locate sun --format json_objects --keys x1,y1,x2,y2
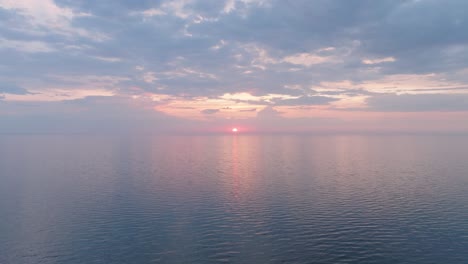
[{"x1": 232, "y1": 127, "x2": 238, "y2": 133}]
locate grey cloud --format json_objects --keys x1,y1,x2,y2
[
  {"x1": 367, "y1": 93, "x2": 468, "y2": 112},
  {"x1": 239, "y1": 108, "x2": 257, "y2": 112},
  {"x1": 364, "y1": 1, "x2": 468, "y2": 55},
  {"x1": 244, "y1": 105, "x2": 345, "y2": 132},
  {"x1": 257, "y1": 106, "x2": 282, "y2": 119},
  {"x1": 172, "y1": 106, "x2": 196, "y2": 109},
  {"x1": 0, "y1": 1, "x2": 403, "y2": 99},
  {"x1": 191, "y1": 0, "x2": 398, "y2": 51},
  {"x1": 0, "y1": 96, "x2": 192, "y2": 134},
  {"x1": 316, "y1": 89, "x2": 376, "y2": 96},
  {"x1": 396, "y1": 87, "x2": 468, "y2": 93},
  {"x1": 0, "y1": 84, "x2": 32, "y2": 95},
  {"x1": 55, "y1": 0, "x2": 163, "y2": 17},
  {"x1": 274, "y1": 96, "x2": 338, "y2": 106},
  {"x1": 201, "y1": 108, "x2": 220, "y2": 115},
  {"x1": 191, "y1": 0, "x2": 468, "y2": 76}
]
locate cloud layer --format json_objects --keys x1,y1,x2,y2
[{"x1": 1, "y1": 0, "x2": 468, "y2": 133}]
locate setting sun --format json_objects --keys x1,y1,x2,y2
[{"x1": 232, "y1": 128, "x2": 238, "y2": 133}]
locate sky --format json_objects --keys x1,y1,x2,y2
[{"x1": 1, "y1": 0, "x2": 468, "y2": 134}]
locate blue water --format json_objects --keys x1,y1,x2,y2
[{"x1": 1, "y1": 135, "x2": 468, "y2": 263}]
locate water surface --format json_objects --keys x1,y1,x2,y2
[{"x1": 1, "y1": 135, "x2": 468, "y2": 263}]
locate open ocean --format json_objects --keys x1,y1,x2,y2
[{"x1": 1, "y1": 134, "x2": 468, "y2": 264}]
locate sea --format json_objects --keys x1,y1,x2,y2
[{"x1": 1, "y1": 134, "x2": 468, "y2": 263}]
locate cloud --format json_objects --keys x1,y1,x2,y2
[
  {"x1": 362, "y1": 57, "x2": 396, "y2": 65},
  {"x1": 257, "y1": 106, "x2": 281, "y2": 119},
  {"x1": 0, "y1": 38, "x2": 55, "y2": 53},
  {"x1": 274, "y1": 96, "x2": 338, "y2": 106},
  {"x1": 0, "y1": 95, "x2": 192, "y2": 133},
  {"x1": 366, "y1": 93, "x2": 468, "y2": 112},
  {"x1": 239, "y1": 108, "x2": 256, "y2": 112},
  {"x1": 223, "y1": 0, "x2": 236, "y2": 14},
  {"x1": 283, "y1": 52, "x2": 333, "y2": 67},
  {"x1": 201, "y1": 108, "x2": 219, "y2": 114},
  {"x1": 0, "y1": 84, "x2": 32, "y2": 95},
  {"x1": 0, "y1": 0, "x2": 103, "y2": 40},
  {"x1": 3, "y1": 0, "x2": 464, "y2": 100},
  {"x1": 1, "y1": 0, "x2": 468, "y2": 133},
  {"x1": 317, "y1": 89, "x2": 375, "y2": 96},
  {"x1": 141, "y1": 8, "x2": 166, "y2": 17},
  {"x1": 92, "y1": 56, "x2": 122, "y2": 62}
]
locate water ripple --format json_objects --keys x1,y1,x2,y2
[{"x1": 1, "y1": 135, "x2": 468, "y2": 263}]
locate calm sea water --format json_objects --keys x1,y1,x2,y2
[{"x1": 1, "y1": 135, "x2": 468, "y2": 264}]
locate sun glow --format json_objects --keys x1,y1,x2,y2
[{"x1": 232, "y1": 127, "x2": 238, "y2": 133}]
